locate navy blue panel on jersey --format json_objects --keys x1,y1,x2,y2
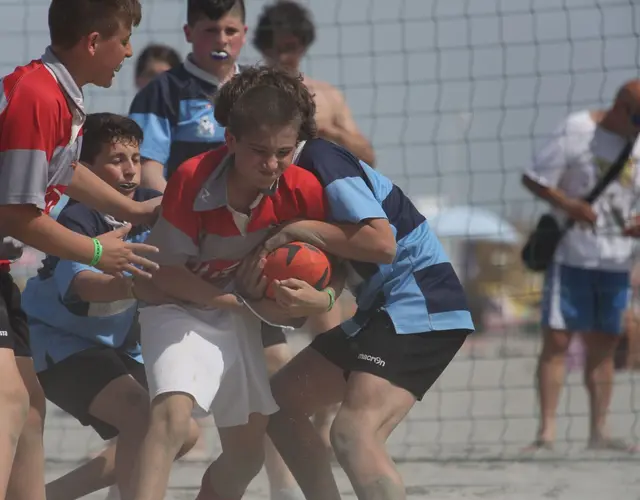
[
  {"x1": 22, "y1": 188, "x2": 160, "y2": 372},
  {"x1": 294, "y1": 138, "x2": 474, "y2": 336},
  {"x1": 129, "y1": 59, "x2": 231, "y2": 180}
]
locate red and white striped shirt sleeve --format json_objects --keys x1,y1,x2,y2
[{"x1": 0, "y1": 70, "x2": 59, "y2": 211}]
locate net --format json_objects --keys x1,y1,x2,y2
[{"x1": 4, "y1": 0, "x2": 640, "y2": 495}]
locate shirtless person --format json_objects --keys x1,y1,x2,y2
[
  {"x1": 253, "y1": 1, "x2": 374, "y2": 168},
  {"x1": 252, "y1": 0, "x2": 374, "y2": 453}
]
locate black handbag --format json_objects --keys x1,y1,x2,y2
[{"x1": 521, "y1": 141, "x2": 634, "y2": 272}]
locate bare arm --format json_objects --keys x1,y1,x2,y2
[
  {"x1": 328, "y1": 90, "x2": 376, "y2": 167},
  {"x1": 0, "y1": 204, "x2": 94, "y2": 263},
  {"x1": 140, "y1": 160, "x2": 168, "y2": 193},
  {"x1": 522, "y1": 174, "x2": 572, "y2": 210},
  {"x1": 66, "y1": 163, "x2": 159, "y2": 225},
  {"x1": 150, "y1": 265, "x2": 243, "y2": 310},
  {"x1": 0, "y1": 205, "x2": 160, "y2": 277},
  {"x1": 70, "y1": 272, "x2": 133, "y2": 303},
  {"x1": 266, "y1": 218, "x2": 396, "y2": 264},
  {"x1": 521, "y1": 174, "x2": 596, "y2": 224},
  {"x1": 328, "y1": 259, "x2": 347, "y2": 297}
]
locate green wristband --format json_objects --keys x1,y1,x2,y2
[
  {"x1": 325, "y1": 287, "x2": 336, "y2": 312},
  {"x1": 90, "y1": 238, "x2": 103, "y2": 267}
]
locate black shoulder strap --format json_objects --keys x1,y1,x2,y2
[{"x1": 584, "y1": 141, "x2": 634, "y2": 204}]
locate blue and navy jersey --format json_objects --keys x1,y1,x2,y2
[
  {"x1": 129, "y1": 58, "x2": 241, "y2": 180},
  {"x1": 294, "y1": 139, "x2": 474, "y2": 336},
  {"x1": 21, "y1": 188, "x2": 161, "y2": 372}
]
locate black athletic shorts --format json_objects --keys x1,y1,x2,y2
[
  {"x1": 310, "y1": 309, "x2": 470, "y2": 400},
  {"x1": 38, "y1": 346, "x2": 148, "y2": 440},
  {"x1": 261, "y1": 323, "x2": 287, "y2": 348},
  {"x1": 0, "y1": 270, "x2": 30, "y2": 357}
]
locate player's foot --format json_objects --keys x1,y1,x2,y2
[
  {"x1": 587, "y1": 436, "x2": 638, "y2": 453},
  {"x1": 520, "y1": 438, "x2": 554, "y2": 454}
]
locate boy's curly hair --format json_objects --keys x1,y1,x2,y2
[{"x1": 214, "y1": 65, "x2": 317, "y2": 140}]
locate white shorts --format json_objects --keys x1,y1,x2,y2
[{"x1": 138, "y1": 304, "x2": 278, "y2": 428}]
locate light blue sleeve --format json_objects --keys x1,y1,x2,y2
[
  {"x1": 53, "y1": 260, "x2": 102, "y2": 302},
  {"x1": 129, "y1": 79, "x2": 176, "y2": 167},
  {"x1": 324, "y1": 176, "x2": 388, "y2": 224}
]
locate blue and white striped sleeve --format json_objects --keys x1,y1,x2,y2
[{"x1": 295, "y1": 139, "x2": 388, "y2": 224}]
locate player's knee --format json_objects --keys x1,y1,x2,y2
[
  {"x1": 25, "y1": 379, "x2": 46, "y2": 429},
  {"x1": 329, "y1": 411, "x2": 366, "y2": 464},
  {"x1": 0, "y1": 374, "x2": 30, "y2": 430},
  {"x1": 264, "y1": 344, "x2": 293, "y2": 376},
  {"x1": 114, "y1": 389, "x2": 151, "y2": 437},
  {"x1": 180, "y1": 417, "x2": 201, "y2": 455},
  {"x1": 541, "y1": 329, "x2": 572, "y2": 358},
  {"x1": 149, "y1": 393, "x2": 194, "y2": 448},
  {"x1": 222, "y1": 415, "x2": 268, "y2": 476}
]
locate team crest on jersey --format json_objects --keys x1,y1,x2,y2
[{"x1": 197, "y1": 115, "x2": 215, "y2": 138}]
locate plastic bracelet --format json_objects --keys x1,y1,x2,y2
[
  {"x1": 90, "y1": 238, "x2": 103, "y2": 267},
  {"x1": 325, "y1": 287, "x2": 336, "y2": 312}
]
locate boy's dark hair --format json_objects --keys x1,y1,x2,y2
[
  {"x1": 187, "y1": 0, "x2": 246, "y2": 26},
  {"x1": 253, "y1": 1, "x2": 316, "y2": 53},
  {"x1": 214, "y1": 66, "x2": 317, "y2": 140},
  {"x1": 80, "y1": 113, "x2": 143, "y2": 165},
  {"x1": 49, "y1": 0, "x2": 142, "y2": 50},
  {"x1": 135, "y1": 44, "x2": 182, "y2": 78},
  {"x1": 224, "y1": 85, "x2": 303, "y2": 140}
]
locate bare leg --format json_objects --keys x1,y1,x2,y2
[
  {"x1": 130, "y1": 392, "x2": 195, "y2": 500},
  {"x1": 308, "y1": 296, "x2": 357, "y2": 451},
  {"x1": 46, "y1": 444, "x2": 116, "y2": 500},
  {"x1": 0, "y1": 348, "x2": 29, "y2": 500},
  {"x1": 46, "y1": 372, "x2": 199, "y2": 500},
  {"x1": 262, "y1": 344, "x2": 302, "y2": 500},
  {"x1": 6, "y1": 356, "x2": 46, "y2": 500},
  {"x1": 197, "y1": 413, "x2": 268, "y2": 500},
  {"x1": 582, "y1": 331, "x2": 629, "y2": 448},
  {"x1": 330, "y1": 372, "x2": 414, "y2": 500},
  {"x1": 530, "y1": 328, "x2": 572, "y2": 447},
  {"x1": 267, "y1": 347, "x2": 347, "y2": 500}
]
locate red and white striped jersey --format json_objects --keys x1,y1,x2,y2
[
  {"x1": 0, "y1": 47, "x2": 86, "y2": 263},
  {"x1": 146, "y1": 145, "x2": 327, "y2": 287},
  {"x1": 0, "y1": 47, "x2": 85, "y2": 214}
]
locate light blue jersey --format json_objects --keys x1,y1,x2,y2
[
  {"x1": 22, "y1": 189, "x2": 160, "y2": 372},
  {"x1": 295, "y1": 139, "x2": 475, "y2": 336}
]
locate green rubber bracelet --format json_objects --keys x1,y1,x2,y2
[
  {"x1": 325, "y1": 287, "x2": 336, "y2": 312},
  {"x1": 90, "y1": 238, "x2": 103, "y2": 267}
]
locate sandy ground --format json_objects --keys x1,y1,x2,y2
[{"x1": 44, "y1": 331, "x2": 640, "y2": 499}]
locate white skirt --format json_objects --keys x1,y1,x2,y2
[{"x1": 138, "y1": 304, "x2": 278, "y2": 428}]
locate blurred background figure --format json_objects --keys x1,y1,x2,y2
[
  {"x1": 253, "y1": 0, "x2": 374, "y2": 167},
  {"x1": 521, "y1": 80, "x2": 640, "y2": 453},
  {"x1": 134, "y1": 44, "x2": 182, "y2": 90}
]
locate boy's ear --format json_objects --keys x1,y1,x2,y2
[
  {"x1": 183, "y1": 24, "x2": 192, "y2": 44},
  {"x1": 225, "y1": 129, "x2": 237, "y2": 152}
]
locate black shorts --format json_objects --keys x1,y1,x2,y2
[
  {"x1": 38, "y1": 347, "x2": 148, "y2": 440},
  {"x1": 261, "y1": 323, "x2": 287, "y2": 348},
  {"x1": 0, "y1": 271, "x2": 30, "y2": 357},
  {"x1": 310, "y1": 309, "x2": 469, "y2": 400}
]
